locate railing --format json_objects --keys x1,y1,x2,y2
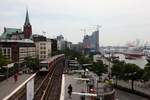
[
  {"x1": 3, "y1": 54, "x2": 65, "y2": 100},
  {"x1": 34, "y1": 54, "x2": 65, "y2": 100},
  {"x1": 3, "y1": 74, "x2": 36, "y2": 100}
]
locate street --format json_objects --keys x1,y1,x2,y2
[{"x1": 116, "y1": 89, "x2": 149, "y2": 100}]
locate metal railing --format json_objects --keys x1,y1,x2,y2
[{"x1": 3, "y1": 74, "x2": 36, "y2": 100}]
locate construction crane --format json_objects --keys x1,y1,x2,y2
[
  {"x1": 81, "y1": 28, "x2": 86, "y2": 36},
  {"x1": 91, "y1": 25, "x2": 102, "y2": 31}
]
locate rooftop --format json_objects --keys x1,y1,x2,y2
[{"x1": 0, "y1": 39, "x2": 34, "y2": 43}]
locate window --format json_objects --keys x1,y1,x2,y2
[
  {"x1": 7, "y1": 48, "x2": 10, "y2": 54},
  {"x1": 3, "y1": 48, "x2": 6, "y2": 54}
]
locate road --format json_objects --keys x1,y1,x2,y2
[{"x1": 116, "y1": 89, "x2": 149, "y2": 100}]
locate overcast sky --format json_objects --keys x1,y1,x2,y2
[{"x1": 0, "y1": 0, "x2": 150, "y2": 46}]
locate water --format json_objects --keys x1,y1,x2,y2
[{"x1": 105, "y1": 54, "x2": 148, "y2": 69}]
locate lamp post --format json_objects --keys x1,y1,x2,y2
[{"x1": 82, "y1": 64, "x2": 92, "y2": 77}]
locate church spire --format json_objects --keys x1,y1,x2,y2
[
  {"x1": 24, "y1": 9, "x2": 30, "y2": 26},
  {"x1": 23, "y1": 9, "x2": 32, "y2": 39}
]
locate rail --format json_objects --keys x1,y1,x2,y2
[
  {"x1": 34, "y1": 54, "x2": 65, "y2": 100},
  {"x1": 3, "y1": 74, "x2": 36, "y2": 100}
]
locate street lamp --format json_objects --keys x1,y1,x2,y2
[{"x1": 82, "y1": 64, "x2": 92, "y2": 77}]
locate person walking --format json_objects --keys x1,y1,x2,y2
[
  {"x1": 14, "y1": 73, "x2": 18, "y2": 83},
  {"x1": 68, "y1": 84, "x2": 73, "y2": 98}
]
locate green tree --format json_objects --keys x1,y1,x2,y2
[
  {"x1": 111, "y1": 63, "x2": 124, "y2": 85},
  {"x1": 0, "y1": 49, "x2": 10, "y2": 68},
  {"x1": 78, "y1": 56, "x2": 92, "y2": 64},
  {"x1": 123, "y1": 63, "x2": 142, "y2": 90},
  {"x1": 24, "y1": 57, "x2": 39, "y2": 71},
  {"x1": 92, "y1": 60, "x2": 107, "y2": 80},
  {"x1": 142, "y1": 65, "x2": 150, "y2": 82}
]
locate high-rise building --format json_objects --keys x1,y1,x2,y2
[
  {"x1": 56, "y1": 35, "x2": 65, "y2": 50},
  {"x1": 83, "y1": 30, "x2": 99, "y2": 54},
  {"x1": 91, "y1": 30, "x2": 99, "y2": 52}
]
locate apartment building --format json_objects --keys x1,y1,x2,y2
[
  {"x1": 0, "y1": 39, "x2": 36, "y2": 62},
  {"x1": 33, "y1": 35, "x2": 51, "y2": 60}
]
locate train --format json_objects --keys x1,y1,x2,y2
[{"x1": 38, "y1": 54, "x2": 65, "y2": 75}]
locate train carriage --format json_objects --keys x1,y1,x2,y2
[{"x1": 38, "y1": 54, "x2": 65, "y2": 75}]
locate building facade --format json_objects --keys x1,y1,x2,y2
[
  {"x1": 23, "y1": 10, "x2": 32, "y2": 39},
  {"x1": 33, "y1": 35, "x2": 51, "y2": 60},
  {"x1": 57, "y1": 35, "x2": 65, "y2": 50},
  {"x1": 0, "y1": 9, "x2": 32, "y2": 40},
  {"x1": 0, "y1": 40, "x2": 36, "y2": 63},
  {"x1": 83, "y1": 30, "x2": 99, "y2": 54}
]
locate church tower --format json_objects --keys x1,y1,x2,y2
[{"x1": 23, "y1": 9, "x2": 32, "y2": 39}]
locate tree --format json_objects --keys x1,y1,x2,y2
[
  {"x1": 123, "y1": 63, "x2": 142, "y2": 90},
  {"x1": 142, "y1": 65, "x2": 150, "y2": 82},
  {"x1": 111, "y1": 63, "x2": 124, "y2": 85},
  {"x1": 0, "y1": 49, "x2": 10, "y2": 68},
  {"x1": 92, "y1": 60, "x2": 107, "y2": 80},
  {"x1": 24, "y1": 57, "x2": 39, "y2": 71},
  {"x1": 78, "y1": 56, "x2": 92, "y2": 65}
]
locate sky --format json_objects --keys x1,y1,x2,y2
[{"x1": 0, "y1": 0, "x2": 150, "y2": 46}]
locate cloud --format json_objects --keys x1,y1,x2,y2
[{"x1": 1, "y1": 0, "x2": 150, "y2": 45}]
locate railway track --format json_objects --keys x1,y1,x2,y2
[
  {"x1": 34, "y1": 61, "x2": 64, "y2": 100},
  {"x1": 43, "y1": 63, "x2": 64, "y2": 100},
  {"x1": 34, "y1": 64, "x2": 55, "y2": 100},
  {"x1": 34, "y1": 75, "x2": 45, "y2": 91}
]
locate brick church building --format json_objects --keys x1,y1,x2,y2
[{"x1": 0, "y1": 9, "x2": 32, "y2": 40}]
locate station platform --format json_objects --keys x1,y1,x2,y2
[
  {"x1": 60, "y1": 71, "x2": 149, "y2": 100},
  {"x1": 60, "y1": 73, "x2": 92, "y2": 100},
  {"x1": 0, "y1": 74, "x2": 32, "y2": 100}
]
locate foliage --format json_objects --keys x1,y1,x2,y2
[
  {"x1": 0, "y1": 49, "x2": 10, "y2": 68},
  {"x1": 78, "y1": 56, "x2": 92, "y2": 64},
  {"x1": 142, "y1": 65, "x2": 150, "y2": 81},
  {"x1": 111, "y1": 62, "x2": 144, "y2": 90},
  {"x1": 112, "y1": 63, "x2": 124, "y2": 79},
  {"x1": 92, "y1": 60, "x2": 107, "y2": 76},
  {"x1": 121, "y1": 63, "x2": 142, "y2": 90},
  {"x1": 122, "y1": 63, "x2": 143, "y2": 82},
  {"x1": 24, "y1": 57, "x2": 39, "y2": 71},
  {"x1": 61, "y1": 48, "x2": 82, "y2": 59}
]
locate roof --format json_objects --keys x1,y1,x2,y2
[
  {"x1": 0, "y1": 39, "x2": 34, "y2": 43},
  {"x1": 24, "y1": 9, "x2": 30, "y2": 26},
  {"x1": 1, "y1": 28, "x2": 22, "y2": 39}
]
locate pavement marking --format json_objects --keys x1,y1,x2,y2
[
  {"x1": 73, "y1": 78, "x2": 90, "y2": 81},
  {"x1": 60, "y1": 74, "x2": 65, "y2": 100},
  {"x1": 72, "y1": 92, "x2": 97, "y2": 96}
]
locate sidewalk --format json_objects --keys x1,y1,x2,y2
[
  {"x1": 60, "y1": 73, "x2": 92, "y2": 100},
  {"x1": 117, "y1": 80, "x2": 150, "y2": 95},
  {"x1": 0, "y1": 73, "x2": 32, "y2": 100},
  {"x1": 102, "y1": 57, "x2": 150, "y2": 96}
]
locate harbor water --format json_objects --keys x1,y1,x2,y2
[{"x1": 105, "y1": 54, "x2": 148, "y2": 69}]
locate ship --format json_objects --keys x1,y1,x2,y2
[
  {"x1": 125, "y1": 55, "x2": 136, "y2": 60},
  {"x1": 124, "y1": 47, "x2": 144, "y2": 57},
  {"x1": 124, "y1": 40, "x2": 144, "y2": 58}
]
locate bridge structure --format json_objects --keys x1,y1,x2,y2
[{"x1": 3, "y1": 54, "x2": 65, "y2": 100}]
